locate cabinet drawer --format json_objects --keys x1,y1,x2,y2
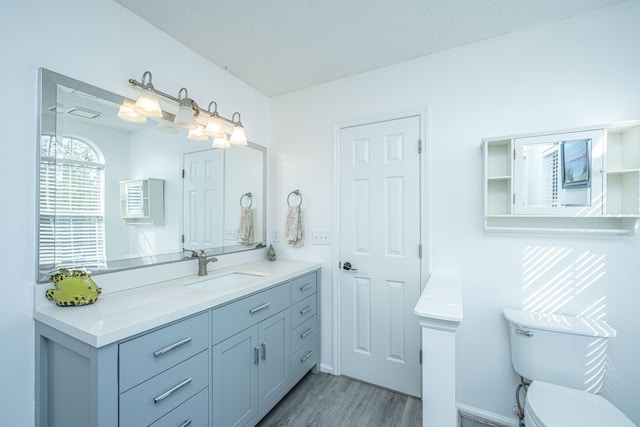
[
  {"x1": 149, "y1": 387, "x2": 208, "y2": 427},
  {"x1": 119, "y1": 312, "x2": 208, "y2": 392},
  {"x1": 291, "y1": 272, "x2": 317, "y2": 304},
  {"x1": 291, "y1": 315, "x2": 317, "y2": 354},
  {"x1": 120, "y1": 350, "x2": 208, "y2": 427},
  {"x1": 211, "y1": 282, "x2": 290, "y2": 345},
  {"x1": 291, "y1": 294, "x2": 317, "y2": 328},
  {"x1": 290, "y1": 338, "x2": 318, "y2": 381}
]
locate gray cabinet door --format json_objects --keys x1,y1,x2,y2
[
  {"x1": 258, "y1": 310, "x2": 290, "y2": 410},
  {"x1": 212, "y1": 326, "x2": 258, "y2": 426}
]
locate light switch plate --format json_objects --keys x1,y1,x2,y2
[{"x1": 312, "y1": 230, "x2": 331, "y2": 245}]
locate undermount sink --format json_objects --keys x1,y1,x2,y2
[{"x1": 187, "y1": 272, "x2": 265, "y2": 290}]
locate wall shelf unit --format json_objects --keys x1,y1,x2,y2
[
  {"x1": 482, "y1": 121, "x2": 640, "y2": 235},
  {"x1": 119, "y1": 178, "x2": 164, "y2": 226}
]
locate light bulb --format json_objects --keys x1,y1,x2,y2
[{"x1": 133, "y1": 89, "x2": 163, "y2": 118}]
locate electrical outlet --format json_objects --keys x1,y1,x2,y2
[
  {"x1": 272, "y1": 230, "x2": 279, "y2": 242},
  {"x1": 312, "y1": 230, "x2": 331, "y2": 245},
  {"x1": 224, "y1": 229, "x2": 238, "y2": 240}
]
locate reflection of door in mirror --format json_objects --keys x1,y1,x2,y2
[
  {"x1": 514, "y1": 129, "x2": 604, "y2": 215},
  {"x1": 183, "y1": 149, "x2": 224, "y2": 251}
]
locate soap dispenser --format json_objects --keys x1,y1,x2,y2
[{"x1": 267, "y1": 244, "x2": 276, "y2": 261}]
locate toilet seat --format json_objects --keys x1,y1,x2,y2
[{"x1": 525, "y1": 381, "x2": 635, "y2": 427}]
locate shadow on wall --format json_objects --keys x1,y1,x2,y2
[{"x1": 520, "y1": 246, "x2": 608, "y2": 392}]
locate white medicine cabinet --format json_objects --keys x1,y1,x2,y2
[
  {"x1": 482, "y1": 121, "x2": 640, "y2": 234},
  {"x1": 119, "y1": 178, "x2": 164, "y2": 225}
]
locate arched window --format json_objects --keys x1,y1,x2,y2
[{"x1": 39, "y1": 135, "x2": 106, "y2": 273}]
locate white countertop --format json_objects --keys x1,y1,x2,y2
[
  {"x1": 34, "y1": 259, "x2": 321, "y2": 348},
  {"x1": 414, "y1": 273, "x2": 463, "y2": 324}
]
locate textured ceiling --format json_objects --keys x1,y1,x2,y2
[{"x1": 113, "y1": 0, "x2": 627, "y2": 97}]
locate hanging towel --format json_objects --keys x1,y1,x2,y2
[
  {"x1": 237, "y1": 207, "x2": 254, "y2": 245},
  {"x1": 284, "y1": 205, "x2": 305, "y2": 247}
]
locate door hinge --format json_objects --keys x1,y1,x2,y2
[
  {"x1": 419, "y1": 349, "x2": 422, "y2": 364},
  {"x1": 513, "y1": 149, "x2": 516, "y2": 160},
  {"x1": 181, "y1": 234, "x2": 185, "y2": 243},
  {"x1": 513, "y1": 194, "x2": 516, "y2": 204},
  {"x1": 418, "y1": 139, "x2": 422, "y2": 154},
  {"x1": 181, "y1": 169, "x2": 185, "y2": 178},
  {"x1": 418, "y1": 244, "x2": 422, "y2": 258}
]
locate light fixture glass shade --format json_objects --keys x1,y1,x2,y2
[
  {"x1": 134, "y1": 89, "x2": 163, "y2": 118},
  {"x1": 205, "y1": 115, "x2": 225, "y2": 138},
  {"x1": 157, "y1": 118, "x2": 181, "y2": 133},
  {"x1": 212, "y1": 134, "x2": 231, "y2": 149},
  {"x1": 230, "y1": 123, "x2": 248, "y2": 146},
  {"x1": 187, "y1": 124, "x2": 208, "y2": 141},
  {"x1": 174, "y1": 104, "x2": 197, "y2": 129},
  {"x1": 117, "y1": 99, "x2": 147, "y2": 123}
]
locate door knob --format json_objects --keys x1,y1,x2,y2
[{"x1": 342, "y1": 262, "x2": 358, "y2": 271}]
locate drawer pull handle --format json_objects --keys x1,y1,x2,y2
[
  {"x1": 515, "y1": 328, "x2": 533, "y2": 337},
  {"x1": 300, "y1": 283, "x2": 313, "y2": 292},
  {"x1": 300, "y1": 351, "x2": 313, "y2": 363},
  {"x1": 261, "y1": 342, "x2": 267, "y2": 360},
  {"x1": 300, "y1": 305, "x2": 313, "y2": 315},
  {"x1": 300, "y1": 328, "x2": 314, "y2": 339},
  {"x1": 153, "y1": 378, "x2": 192, "y2": 404},
  {"x1": 153, "y1": 337, "x2": 192, "y2": 357},
  {"x1": 250, "y1": 302, "x2": 270, "y2": 314},
  {"x1": 255, "y1": 346, "x2": 260, "y2": 364},
  {"x1": 178, "y1": 420, "x2": 192, "y2": 427}
]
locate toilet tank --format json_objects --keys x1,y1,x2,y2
[{"x1": 503, "y1": 309, "x2": 616, "y2": 393}]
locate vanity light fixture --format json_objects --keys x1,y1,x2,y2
[
  {"x1": 229, "y1": 112, "x2": 248, "y2": 146},
  {"x1": 133, "y1": 71, "x2": 163, "y2": 118},
  {"x1": 173, "y1": 88, "x2": 198, "y2": 130},
  {"x1": 212, "y1": 134, "x2": 231, "y2": 149},
  {"x1": 204, "y1": 101, "x2": 225, "y2": 138},
  {"x1": 117, "y1": 99, "x2": 147, "y2": 123},
  {"x1": 125, "y1": 71, "x2": 249, "y2": 148},
  {"x1": 187, "y1": 123, "x2": 208, "y2": 141}
]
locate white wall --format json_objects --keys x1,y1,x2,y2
[
  {"x1": 0, "y1": 0, "x2": 270, "y2": 425},
  {"x1": 270, "y1": 1, "x2": 640, "y2": 424}
]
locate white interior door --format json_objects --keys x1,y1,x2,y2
[
  {"x1": 183, "y1": 149, "x2": 223, "y2": 251},
  {"x1": 339, "y1": 116, "x2": 422, "y2": 397}
]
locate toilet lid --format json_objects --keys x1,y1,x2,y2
[{"x1": 526, "y1": 381, "x2": 635, "y2": 427}]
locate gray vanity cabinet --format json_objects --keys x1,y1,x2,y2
[
  {"x1": 211, "y1": 282, "x2": 291, "y2": 426},
  {"x1": 35, "y1": 267, "x2": 320, "y2": 427}
]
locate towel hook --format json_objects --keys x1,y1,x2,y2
[
  {"x1": 240, "y1": 192, "x2": 253, "y2": 208},
  {"x1": 287, "y1": 189, "x2": 303, "y2": 207}
]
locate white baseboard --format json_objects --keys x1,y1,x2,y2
[
  {"x1": 319, "y1": 363, "x2": 335, "y2": 374},
  {"x1": 457, "y1": 403, "x2": 519, "y2": 427}
]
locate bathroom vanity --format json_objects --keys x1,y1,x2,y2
[{"x1": 35, "y1": 259, "x2": 321, "y2": 427}]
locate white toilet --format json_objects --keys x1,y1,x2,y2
[{"x1": 503, "y1": 308, "x2": 636, "y2": 426}]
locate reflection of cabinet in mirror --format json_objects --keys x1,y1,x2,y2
[
  {"x1": 482, "y1": 121, "x2": 640, "y2": 234},
  {"x1": 119, "y1": 178, "x2": 164, "y2": 225}
]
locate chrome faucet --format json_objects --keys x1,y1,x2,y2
[
  {"x1": 184, "y1": 249, "x2": 218, "y2": 276},
  {"x1": 197, "y1": 250, "x2": 218, "y2": 276}
]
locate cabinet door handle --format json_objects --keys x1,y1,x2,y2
[
  {"x1": 153, "y1": 378, "x2": 192, "y2": 404},
  {"x1": 261, "y1": 342, "x2": 267, "y2": 360},
  {"x1": 249, "y1": 302, "x2": 270, "y2": 314},
  {"x1": 515, "y1": 328, "x2": 533, "y2": 337},
  {"x1": 255, "y1": 346, "x2": 260, "y2": 364},
  {"x1": 300, "y1": 351, "x2": 313, "y2": 363},
  {"x1": 178, "y1": 420, "x2": 192, "y2": 427},
  {"x1": 300, "y1": 283, "x2": 313, "y2": 292},
  {"x1": 300, "y1": 328, "x2": 314, "y2": 339},
  {"x1": 153, "y1": 337, "x2": 192, "y2": 357},
  {"x1": 300, "y1": 305, "x2": 313, "y2": 315}
]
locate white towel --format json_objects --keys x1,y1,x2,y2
[
  {"x1": 284, "y1": 205, "x2": 304, "y2": 247},
  {"x1": 237, "y1": 207, "x2": 254, "y2": 245}
]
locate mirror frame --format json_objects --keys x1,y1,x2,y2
[{"x1": 36, "y1": 68, "x2": 266, "y2": 282}]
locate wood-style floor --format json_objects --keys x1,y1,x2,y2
[{"x1": 257, "y1": 372, "x2": 422, "y2": 426}]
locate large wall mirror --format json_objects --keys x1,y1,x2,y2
[{"x1": 37, "y1": 69, "x2": 266, "y2": 282}]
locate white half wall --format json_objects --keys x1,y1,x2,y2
[
  {"x1": 0, "y1": 1, "x2": 270, "y2": 425},
  {"x1": 270, "y1": 1, "x2": 640, "y2": 424}
]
